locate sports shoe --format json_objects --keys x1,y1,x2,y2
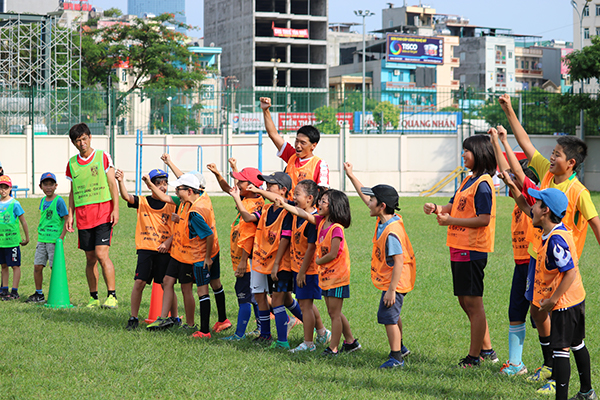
[
  {"x1": 537, "y1": 380, "x2": 556, "y2": 395},
  {"x1": 126, "y1": 317, "x2": 139, "y2": 331},
  {"x1": 458, "y1": 355, "x2": 481, "y2": 368},
  {"x1": 253, "y1": 335, "x2": 273, "y2": 345},
  {"x1": 2, "y1": 292, "x2": 20, "y2": 301},
  {"x1": 169, "y1": 316, "x2": 182, "y2": 327},
  {"x1": 269, "y1": 340, "x2": 290, "y2": 350},
  {"x1": 102, "y1": 294, "x2": 118, "y2": 309},
  {"x1": 315, "y1": 329, "x2": 332, "y2": 346},
  {"x1": 321, "y1": 347, "x2": 338, "y2": 356},
  {"x1": 527, "y1": 365, "x2": 553, "y2": 382},
  {"x1": 340, "y1": 339, "x2": 362, "y2": 353},
  {"x1": 569, "y1": 389, "x2": 598, "y2": 400},
  {"x1": 146, "y1": 317, "x2": 174, "y2": 331},
  {"x1": 499, "y1": 361, "x2": 528, "y2": 376},
  {"x1": 290, "y1": 342, "x2": 316, "y2": 353},
  {"x1": 480, "y1": 349, "x2": 499, "y2": 363},
  {"x1": 286, "y1": 316, "x2": 302, "y2": 336},
  {"x1": 180, "y1": 324, "x2": 198, "y2": 333},
  {"x1": 401, "y1": 344, "x2": 411, "y2": 357},
  {"x1": 212, "y1": 319, "x2": 232, "y2": 333},
  {"x1": 191, "y1": 331, "x2": 211, "y2": 339},
  {"x1": 222, "y1": 334, "x2": 245, "y2": 341},
  {"x1": 25, "y1": 293, "x2": 45, "y2": 303},
  {"x1": 379, "y1": 356, "x2": 404, "y2": 369},
  {"x1": 248, "y1": 327, "x2": 260, "y2": 337},
  {"x1": 86, "y1": 297, "x2": 100, "y2": 308}
]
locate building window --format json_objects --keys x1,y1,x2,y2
[
  {"x1": 596, "y1": 4, "x2": 600, "y2": 15},
  {"x1": 583, "y1": 5, "x2": 589, "y2": 16},
  {"x1": 584, "y1": 27, "x2": 590, "y2": 39},
  {"x1": 508, "y1": 51, "x2": 513, "y2": 59},
  {"x1": 202, "y1": 84, "x2": 215, "y2": 100},
  {"x1": 596, "y1": 27, "x2": 600, "y2": 36}
]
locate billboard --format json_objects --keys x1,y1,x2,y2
[
  {"x1": 386, "y1": 34, "x2": 444, "y2": 65},
  {"x1": 272, "y1": 22, "x2": 309, "y2": 39}
]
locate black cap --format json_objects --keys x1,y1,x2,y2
[
  {"x1": 258, "y1": 171, "x2": 292, "y2": 191},
  {"x1": 361, "y1": 184, "x2": 400, "y2": 211}
]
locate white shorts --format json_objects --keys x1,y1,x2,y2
[
  {"x1": 34, "y1": 242, "x2": 56, "y2": 267},
  {"x1": 250, "y1": 267, "x2": 269, "y2": 294}
]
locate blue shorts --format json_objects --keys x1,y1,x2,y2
[
  {"x1": 209, "y1": 252, "x2": 221, "y2": 281},
  {"x1": 270, "y1": 270, "x2": 294, "y2": 293},
  {"x1": 377, "y1": 291, "x2": 405, "y2": 325},
  {"x1": 322, "y1": 285, "x2": 350, "y2": 299},
  {"x1": 509, "y1": 261, "x2": 530, "y2": 322},
  {"x1": 293, "y1": 272, "x2": 322, "y2": 300},
  {"x1": 524, "y1": 256, "x2": 536, "y2": 302},
  {"x1": 193, "y1": 253, "x2": 220, "y2": 287},
  {"x1": 0, "y1": 246, "x2": 21, "y2": 267},
  {"x1": 234, "y1": 272, "x2": 255, "y2": 305}
]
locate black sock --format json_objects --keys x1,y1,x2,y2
[
  {"x1": 540, "y1": 335, "x2": 553, "y2": 368},
  {"x1": 107, "y1": 290, "x2": 116, "y2": 298},
  {"x1": 90, "y1": 291, "x2": 98, "y2": 300},
  {"x1": 553, "y1": 349, "x2": 570, "y2": 400},
  {"x1": 573, "y1": 343, "x2": 592, "y2": 394},
  {"x1": 213, "y1": 285, "x2": 227, "y2": 322},
  {"x1": 390, "y1": 351, "x2": 403, "y2": 362},
  {"x1": 199, "y1": 295, "x2": 211, "y2": 333}
]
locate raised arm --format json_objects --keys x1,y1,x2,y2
[
  {"x1": 498, "y1": 94, "x2": 536, "y2": 161},
  {"x1": 142, "y1": 174, "x2": 175, "y2": 204},
  {"x1": 115, "y1": 169, "x2": 135, "y2": 204},
  {"x1": 229, "y1": 186, "x2": 259, "y2": 223},
  {"x1": 206, "y1": 163, "x2": 232, "y2": 194},
  {"x1": 161, "y1": 153, "x2": 184, "y2": 178},
  {"x1": 260, "y1": 97, "x2": 285, "y2": 151},
  {"x1": 489, "y1": 127, "x2": 510, "y2": 172},
  {"x1": 498, "y1": 171, "x2": 532, "y2": 215},
  {"x1": 498, "y1": 125, "x2": 526, "y2": 187},
  {"x1": 343, "y1": 162, "x2": 369, "y2": 206},
  {"x1": 247, "y1": 184, "x2": 285, "y2": 204},
  {"x1": 274, "y1": 197, "x2": 317, "y2": 225}
]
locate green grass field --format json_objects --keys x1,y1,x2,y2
[{"x1": 1, "y1": 194, "x2": 599, "y2": 399}]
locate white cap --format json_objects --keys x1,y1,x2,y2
[
  {"x1": 168, "y1": 173, "x2": 200, "y2": 190},
  {"x1": 189, "y1": 170, "x2": 206, "y2": 189}
]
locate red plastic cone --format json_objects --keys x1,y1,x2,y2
[
  {"x1": 145, "y1": 282, "x2": 170, "y2": 323},
  {"x1": 45, "y1": 238, "x2": 74, "y2": 309}
]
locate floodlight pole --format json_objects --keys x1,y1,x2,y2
[
  {"x1": 167, "y1": 96, "x2": 172, "y2": 134},
  {"x1": 354, "y1": 10, "x2": 374, "y2": 132}
]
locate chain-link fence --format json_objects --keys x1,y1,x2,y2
[{"x1": 1, "y1": 86, "x2": 596, "y2": 137}]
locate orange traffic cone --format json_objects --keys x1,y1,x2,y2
[{"x1": 145, "y1": 282, "x2": 170, "y2": 323}]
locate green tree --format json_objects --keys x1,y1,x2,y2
[
  {"x1": 373, "y1": 101, "x2": 400, "y2": 129},
  {"x1": 314, "y1": 105, "x2": 340, "y2": 134},
  {"x1": 339, "y1": 91, "x2": 378, "y2": 113},
  {"x1": 103, "y1": 8, "x2": 123, "y2": 18}
]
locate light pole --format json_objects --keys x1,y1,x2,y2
[
  {"x1": 571, "y1": 0, "x2": 589, "y2": 182},
  {"x1": 167, "y1": 96, "x2": 172, "y2": 134},
  {"x1": 354, "y1": 10, "x2": 374, "y2": 132}
]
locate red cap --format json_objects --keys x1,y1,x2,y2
[
  {"x1": 0, "y1": 175, "x2": 12, "y2": 187},
  {"x1": 231, "y1": 167, "x2": 263, "y2": 187}
]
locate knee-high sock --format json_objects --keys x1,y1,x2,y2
[
  {"x1": 212, "y1": 285, "x2": 227, "y2": 322},
  {"x1": 553, "y1": 350, "x2": 570, "y2": 400},
  {"x1": 259, "y1": 309, "x2": 271, "y2": 337},
  {"x1": 286, "y1": 299, "x2": 303, "y2": 322},
  {"x1": 199, "y1": 295, "x2": 211, "y2": 334},
  {"x1": 572, "y1": 342, "x2": 592, "y2": 394},
  {"x1": 508, "y1": 323, "x2": 526, "y2": 365},
  {"x1": 252, "y1": 302, "x2": 260, "y2": 329},
  {"x1": 540, "y1": 335, "x2": 553, "y2": 368},
  {"x1": 273, "y1": 305, "x2": 288, "y2": 343},
  {"x1": 236, "y1": 303, "x2": 252, "y2": 337}
]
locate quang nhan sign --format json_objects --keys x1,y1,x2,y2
[{"x1": 386, "y1": 34, "x2": 444, "y2": 65}]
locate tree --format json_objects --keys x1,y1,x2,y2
[
  {"x1": 103, "y1": 8, "x2": 123, "y2": 18},
  {"x1": 314, "y1": 105, "x2": 340, "y2": 134},
  {"x1": 373, "y1": 101, "x2": 400, "y2": 129},
  {"x1": 564, "y1": 36, "x2": 600, "y2": 83},
  {"x1": 339, "y1": 91, "x2": 378, "y2": 113}
]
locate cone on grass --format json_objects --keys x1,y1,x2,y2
[
  {"x1": 145, "y1": 282, "x2": 170, "y2": 323},
  {"x1": 45, "y1": 238, "x2": 74, "y2": 309}
]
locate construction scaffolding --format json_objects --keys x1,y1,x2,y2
[{"x1": 0, "y1": 11, "x2": 81, "y2": 135}]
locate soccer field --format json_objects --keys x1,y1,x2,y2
[{"x1": 1, "y1": 194, "x2": 599, "y2": 399}]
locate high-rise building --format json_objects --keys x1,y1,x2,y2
[{"x1": 127, "y1": 0, "x2": 186, "y2": 32}]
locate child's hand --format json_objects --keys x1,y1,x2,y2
[
  {"x1": 538, "y1": 298, "x2": 555, "y2": 313},
  {"x1": 206, "y1": 163, "x2": 219, "y2": 175},
  {"x1": 246, "y1": 184, "x2": 259, "y2": 193},
  {"x1": 171, "y1": 213, "x2": 180, "y2": 223},
  {"x1": 498, "y1": 170, "x2": 517, "y2": 189},
  {"x1": 21, "y1": 238, "x2": 29, "y2": 246},
  {"x1": 296, "y1": 272, "x2": 306, "y2": 288},
  {"x1": 157, "y1": 241, "x2": 170, "y2": 253},
  {"x1": 141, "y1": 174, "x2": 151, "y2": 186},
  {"x1": 259, "y1": 97, "x2": 271, "y2": 110},
  {"x1": 228, "y1": 158, "x2": 237, "y2": 171},
  {"x1": 423, "y1": 203, "x2": 438, "y2": 215},
  {"x1": 115, "y1": 169, "x2": 124, "y2": 182},
  {"x1": 66, "y1": 214, "x2": 75, "y2": 233},
  {"x1": 497, "y1": 125, "x2": 508, "y2": 141},
  {"x1": 488, "y1": 127, "x2": 498, "y2": 141},
  {"x1": 271, "y1": 264, "x2": 279, "y2": 281},
  {"x1": 205, "y1": 256, "x2": 213, "y2": 271},
  {"x1": 229, "y1": 185, "x2": 240, "y2": 199},
  {"x1": 498, "y1": 94, "x2": 512, "y2": 111},
  {"x1": 274, "y1": 197, "x2": 284, "y2": 208},
  {"x1": 160, "y1": 153, "x2": 171, "y2": 164},
  {"x1": 234, "y1": 262, "x2": 246, "y2": 278},
  {"x1": 436, "y1": 213, "x2": 451, "y2": 226},
  {"x1": 343, "y1": 162, "x2": 354, "y2": 177},
  {"x1": 383, "y1": 290, "x2": 396, "y2": 308}
]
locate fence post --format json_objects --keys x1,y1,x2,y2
[{"x1": 30, "y1": 85, "x2": 36, "y2": 195}]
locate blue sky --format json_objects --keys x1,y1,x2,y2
[{"x1": 91, "y1": 0, "x2": 575, "y2": 42}]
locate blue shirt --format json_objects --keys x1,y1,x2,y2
[
  {"x1": 376, "y1": 215, "x2": 403, "y2": 267},
  {"x1": 188, "y1": 212, "x2": 213, "y2": 240},
  {"x1": 542, "y1": 223, "x2": 575, "y2": 273},
  {"x1": 254, "y1": 202, "x2": 293, "y2": 239},
  {"x1": 296, "y1": 210, "x2": 318, "y2": 244},
  {"x1": 40, "y1": 196, "x2": 68, "y2": 217},
  {"x1": 0, "y1": 198, "x2": 24, "y2": 219}
]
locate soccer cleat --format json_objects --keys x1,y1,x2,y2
[
  {"x1": 253, "y1": 335, "x2": 273, "y2": 346},
  {"x1": 222, "y1": 334, "x2": 245, "y2": 341},
  {"x1": 569, "y1": 389, "x2": 598, "y2": 400},
  {"x1": 212, "y1": 319, "x2": 232, "y2": 333},
  {"x1": 321, "y1": 347, "x2": 338, "y2": 356},
  {"x1": 499, "y1": 361, "x2": 528, "y2": 376},
  {"x1": 101, "y1": 294, "x2": 118, "y2": 309},
  {"x1": 126, "y1": 317, "x2": 139, "y2": 331},
  {"x1": 480, "y1": 349, "x2": 499, "y2": 363},
  {"x1": 286, "y1": 316, "x2": 302, "y2": 336},
  {"x1": 340, "y1": 339, "x2": 362, "y2": 353},
  {"x1": 401, "y1": 344, "x2": 411, "y2": 357},
  {"x1": 269, "y1": 340, "x2": 290, "y2": 350},
  {"x1": 537, "y1": 380, "x2": 556, "y2": 395},
  {"x1": 1, "y1": 292, "x2": 20, "y2": 301},
  {"x1": 248, "y1": 328, "x2": 261, "y2": 337},
  {"x1": 379, "y1": 356, "x2": 404, "y2": 369},
  {"x1": 180, "y1": 324, "x2": 198, "y2": 333},
  {"x1": 290, "y1": 342, "x2": 317, "y2": 353},
  {"x1": 527, "y1": 365, "x2": 552, "y2": 382},
  {"x1": 315, "y1": 329, "x2": 332, "y2": 346},
  {"x1": 25, "y1": 293, "x2": 45, "y2": 303},
  {"x1": 458, "y1": 355, "x2": 481, "y2": 368},
  {"x1": 146, "y1": 317, "x2": 174, "y2": 331},
  {"x1": 169, "y1": 316, "x2": 182, "y2": 327},
  {"x1": 191, "y1": 331, "x2": 211, "y2": 339}
]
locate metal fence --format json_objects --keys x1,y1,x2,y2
[{"x1": 1, "y1": 86, "x2": 597, "y2": 138}]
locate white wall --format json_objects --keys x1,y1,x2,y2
[{"x1": 1, "y1": 131, "x2": 599, "y2": 196}]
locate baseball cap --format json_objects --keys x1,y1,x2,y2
[
  {"x1": 189, "y1": 170, "x2": 207, "y2": 189},
  {"x1": 361, "y1": 184, "x2": 400, "y2": 211},
  {"x1": 0, "y1": 175, "x2": 12, "y2": 187},
  {"x1": 40, "y1": 172, "x2": 57, "y2": 183},
  {"x1": 528, "y1": 188, "x2": 568, "y2": 218},
  {"x1": 258, "y1": 171, "x2": 292, "y2": 191},
  {"x1": 148, "y1": 169, "x2": 168, "y2": 181},
  {"x1": 231, "y1": 167, "x2": 263, "y2": 187},
  {"x1": 168, "y1": 173, "x2": 200, "y2": 190}
]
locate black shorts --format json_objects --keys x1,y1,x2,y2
[
  {"x1": 0, "y1": 246, "x2": 21, "y2": 267},
  {"x1": 550, "y1": 301, "x2": 585, "y2": 349},
  {"x1": 135, "y1": 250, "x2": 170, "y2": 284},
  {"x1": 269, "y1": 270, "x2": 294, "y2": 293},
  {"x1": 78, "y1": 222, "x2": 112, "y2": 251},
  {"x1": 234, "y1": 272, "x2": 255, "y2": 305},
  {"x1": 165, "y1": 258, "x2": 195, "y2": 284},
  {"x1": 451, "y1": 258, "x2": 486, "y2": 297}
]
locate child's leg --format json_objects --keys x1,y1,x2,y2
[
  {"x1": 33, "y1": 264, "x2": 45, "y2": 291},
  {"x1": 572, "y1": 342, "x2": 593, "y2": 395},
  {"x1": 272, "y1": 291, "x2": 288, "y2": 342},
  {"x1": 458, "y1": 295, "x2": 490, "y2": 357},
  {"x1": 209, "y1": 254, "x2": 227, "y2": 323},
  {"x1": 255, "y1": 292, "x2": 271, "y2": 337},
  {"x1": 299, "y1": 299, "x2": 316, "y2": 343},
  {"x1": 553, "y1": 348, "x2": 571, "y2": 400},
  {"x1": 160, "y1": 276, "x2": 177, "y2": 318},
  {"x1": 507, "y1": 262, "x2": 529, "y2": 367},
  {"x1": 129, "y1": 279, "x2": 146, "y2": 319},
  {"x1": 181, "y1": 282, "x2": 195, "y2": 326},
  {"x1": 530, "y1": 303, "x2": 553, "y2": 369},
  {"x1": 11, "y1": 265, "x2": 20, "y2": 290},
  {"x1": 1, "y1": 263, "x2": 8, "y2": 289},
  {"x1": 325, "y1": 296, "x2": 346, "y2": 352},
  {"x1": 95, "y1": 245, "x2": 116, "y2": 293},
  {"x1": 386, "y1": 324, "x2": 401, "y2": 353},
  {"x1": 234, "y1": 273, "x2": 253, "y2": 337},
  {"x1": 197, "y1": 283, "x2": 210, "y2": 333},
  {"x1": 84, "y1": 250, "x2": 99, "y2": 294},
  {"x1": 314, "y1": 304, "x2": 325, "y2": 331},
  {"x1": 283, "y1": 292, "x2": 303, "y2": 322},
  {"x1": 340, "y1": 313, "x2": 355, "y2": 344}
]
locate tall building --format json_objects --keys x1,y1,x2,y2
[
  {"x1": 204, "y1": 0, "x2": 329, "y2": 91},
  {"x1": 572, "y1": 0, "x2": 598, "y2": 93},
  {"x1": 1, "y1": 0, "x2": 59, "y2": 14},
  {"x1": 127, "y1": 0, "x2": 186, "y2": 32}
]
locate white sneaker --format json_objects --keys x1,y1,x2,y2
[{"x1": 290, "y1": 342, "x2": 316, "y2": 353}]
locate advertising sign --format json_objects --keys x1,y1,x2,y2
[
  {"x1": 386, "y1": 34, "x2": 444, "y2": 65},
  {"x1": 272, "y1": 22, "x2": 309, "y2": 39},
  {"x1": 400, "y1": 112, "x2": 460, "y2": 132},
  {"x1": 561, "y1": 48, "x2": 574, "y2": 75}
]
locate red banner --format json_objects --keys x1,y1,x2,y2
[
  {"x1": 277, "y1": 113, "x2": 354, "y2": 131},
  {"x1": 272, "y1": 22, "x2": 309, "y2": 39}
]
